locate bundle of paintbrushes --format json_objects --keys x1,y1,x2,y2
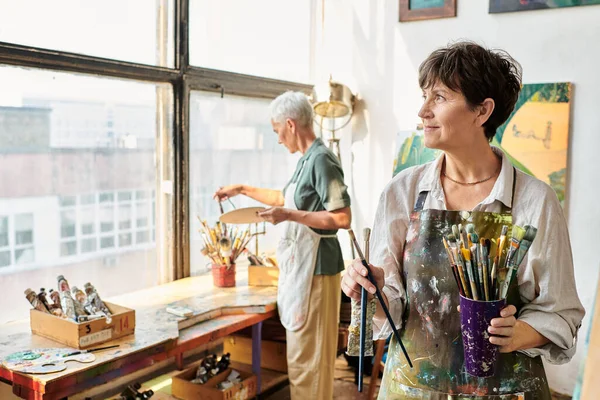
[
  {"x1": 197, "y1": 217, "x2": 253, "y2": 268},
  {"x1": 442, "y1": 223, "x2": 538, "y2": 301}
]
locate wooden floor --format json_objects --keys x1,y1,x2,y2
[
  {"x1": 264, "y1": 355, "x2": 379, "y2": 400},
  {"x1": 264, "y1": 355, "x2": 573, "y2": 400}
]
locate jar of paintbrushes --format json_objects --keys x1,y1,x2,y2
[
  {"x1": 442, "y1": 223, "x2": 537, "y2": 377},
  {"x1": 198, "y1": 217, "x2": 253, "y2": 288}
]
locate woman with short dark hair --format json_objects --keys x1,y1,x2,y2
[{"x1": 342, "y1": 41, "x2": 584, "y2": 399}]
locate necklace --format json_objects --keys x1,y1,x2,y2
[{"x1": 442, "y1": 163, "x2": 501, "y2": 186}]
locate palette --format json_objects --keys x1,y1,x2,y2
[
  {"x1": 2, "y1": 348, "x2": 95, "y2": 374},
  {"x1": 219, "y1": 207, "x2": 266, "y2": 224}
]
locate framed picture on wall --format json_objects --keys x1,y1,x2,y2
[
  {"x1": 490, "y1": 0, "x2": 600, "y2": 14},
  {"x1": 399, "y1": 0, "x2": 457, "y2": 22}
]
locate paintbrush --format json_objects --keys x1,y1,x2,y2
[
  {"x1": 219, "y1": 236, "x2": 233, "y2": 267},
  {"x1": 443, "y1": 237, "x2": 464, "y2": 296},
  {"x1": 461, "y1": 248, "x2": 479, "y2": 301},
  {"x1": 500, "y1": 225, "x2": 538, "y2": 299},
  {"x1": 347, "y1": 229, "x2": 413, "y2": 368},
  {"x1": 466, "y1": 224, "x2": 475, "y2": 248},
  {"x1": 449, "y1": 234, "x2": 470, "y2": 297},
  {"x1": 217, "y1": 199, "x2": 227, "y2": 236},
  {"x1": 470, "y1": 232, "x2": 483, "y2": 299},
  {"x1": 515, "y1": 225, "x2": 537, "y2": 266},
  {"x1": 62, "y1": 344, "x2": 120, "y2": 357},
  {"x1": 499, "y1": 226, "x2": 525, "y2": 299},
  {"x1": 358, "y1": 227, "x2": 371, "y2": 392},
  {"x1": 480, "y1": 238, "x2": 490, "y2": 301},
  {"x1": 452, "y1": 246, "x2": 471, "y2": 298}
]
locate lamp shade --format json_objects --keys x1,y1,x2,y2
[{"x1": 312, "y1": 79, "x2": 354, "y2": 118}]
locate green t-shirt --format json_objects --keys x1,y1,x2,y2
[{"x1": 283, "y1": 138, "x2": 351, "y2": 275}]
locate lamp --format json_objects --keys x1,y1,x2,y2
[{"x1": 312, "y1": 76, "x2": 355, "y2": 161}]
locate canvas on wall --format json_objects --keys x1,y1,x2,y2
[
  {"x1": 392, "y1": 82, "x2": 572, "y2": 207},
  {"x1": 490, "y1": 0, "x2": 600, "y2": 14}
]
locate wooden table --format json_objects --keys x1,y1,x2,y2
[{"x1": 0, "y1": 267, "x2": 278, "y2": 399}]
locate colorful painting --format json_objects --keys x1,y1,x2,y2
[
  {"x1": 410, "y1": 0, "x2": 446, "y2": 9},
  {"x1": 399, "y1": 0, "x2": 456, "y2": 22},
  {"x1": 490, "y1": 0, "x2": 600, "y2": 14},
  {"x1": 392, "y1": 82, "x2": 572, "y2": 207}
]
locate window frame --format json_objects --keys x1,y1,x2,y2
[{"x1": 0, "y1": 0, "x2": 313, "y2": 280}]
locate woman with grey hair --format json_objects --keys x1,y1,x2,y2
[{"x1": 214, "y1": 91, "x2": 352, "y2": 399}]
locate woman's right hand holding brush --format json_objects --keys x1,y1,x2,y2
[{"x1": 342, "y1": 259, "x2": 385, "y2": 301}]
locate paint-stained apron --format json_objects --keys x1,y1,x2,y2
[{"x1": 379, "y1": 169, "x2": 551, "y2": 400}]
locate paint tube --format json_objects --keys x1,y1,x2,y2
[
  {"x1": 84, "y1": 282, "x2": 112, "y2": 323},
  {"x1": 66, "y1": 286, "x2": 87, "y2": 317},
  {"x1": 83, "y1": 283, "x2": 111, "y2": 316},
  {"x1": 51, "y1": 307, "x2": 68, "y2": 318},
  {"x1": 24, "y1": 288, "x2": 51, "y2": 313},
  {"x1": 77, "y1": 314, "x2": 105, "y2": 323},
  {"x1": 37, "y1": 288, "x2": 51, "y2": 312},
  {"x1": 49, "y1": 288, "x2": 62, "y2": 310},
  {"x1": 346, "y1": 298, "x2": 376, "y2": 357},
  {"x1": 59, "y1": 290, "x2": 78, "y2": 321},
  {"x1": 57, "y1": 274, "x2": 70, "y2": 292}
]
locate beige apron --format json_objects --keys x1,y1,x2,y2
[{"x1": 276, "y1": 160, "x2": 337, "y2": 331}]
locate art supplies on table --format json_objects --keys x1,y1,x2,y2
[
  {"x1": 166, "y1": 306, "x2": 194, "y2": 318},
  {"x1": 23, "y1": 275, "x2": 112, "y2": 323},
  {"x1": 2, "y1": 348, "x2": 96, "y2": 374},
  {"x1": 197, "y1": 216, "x2": 255, "y2": 267},
  {"x1": 61, "y1": 344, "x2": 120, "y2": 358},
  {"x1": 25, "y1": 274, "x2": 136, "y2": 348}
]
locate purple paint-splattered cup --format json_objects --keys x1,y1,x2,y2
[{"x1": 460, "y1": 295, "x2": 506, "y2": 377}]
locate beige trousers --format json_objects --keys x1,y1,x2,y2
[{"x1": 285, "y1": 273, "x2": 342, "y2": 400}]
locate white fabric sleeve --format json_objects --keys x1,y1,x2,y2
[
  {"x1": 370, "y1": 188, "x2": 409, "y2": 340},
  {"x1": 516, "y1": 186, "x2": 585, "y2": 364}
]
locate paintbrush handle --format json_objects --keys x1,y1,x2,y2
[
  {"x1": 500, "y1": 265, "x2": 516, "y2": 300},
  {"x1": 358, "y1": 286, "x2": 367, "y2": 392},
  {"x1": 358, "y1": 258, "x2": 413, "y2": 368}
]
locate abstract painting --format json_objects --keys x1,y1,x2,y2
[
  {"x1": 490, "y1": 0, "x2": 600, "y2": 14},
  {"x1": 392, "y1": 82, "x2": 572, "y2": 207}
]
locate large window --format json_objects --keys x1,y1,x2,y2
[
  {"x1": 0, "y1": 0, "x2": 175, "y2": 67},
  {"x1": 189, "y1": 92, "x2": 299, "y2": 275},
  {"x1": 190, "y1": 0, "x2": 314, "y2": 83},
  {"x1": 0, "y1": 1, "x2": 312, "y2": 325},
  {"x1": 0, "y1": 66, "x2": 172, "y2": 323}
]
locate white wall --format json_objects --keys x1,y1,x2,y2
[{"x1": 316, "y1": 0, "x2": 600, "y2": 395}]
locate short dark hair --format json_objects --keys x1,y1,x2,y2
[{"x1": 418, "y1": 41, "x2": 522, "y2": 141}]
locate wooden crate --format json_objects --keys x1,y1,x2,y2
[
  {"x1": 30, "y1": 301, "x2": 135, "y2": 349},
  {"x1": 224, "y1": 335, "x2": 287, "y2": 373},
  {"x1": 248, "y1": 265, "x2": 279, "y2": 287},
  {"x1": 172, "y1": 367, "x2": 256, "y2": 400}
]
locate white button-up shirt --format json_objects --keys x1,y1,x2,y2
[{"x1": 371, "y1": 146, "x2": 585, "y2": 364}]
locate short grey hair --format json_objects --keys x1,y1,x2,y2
[{"x1": 269, "y1": 91, "x2": 314, "y2": 129}]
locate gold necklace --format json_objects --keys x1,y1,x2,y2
[{"x1": 442, "y1": 164, "x2": 500, "y2": 186}]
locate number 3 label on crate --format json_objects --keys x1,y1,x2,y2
[{"x1": 79, "y1": 328, "x2": 112, "y2": 347}]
